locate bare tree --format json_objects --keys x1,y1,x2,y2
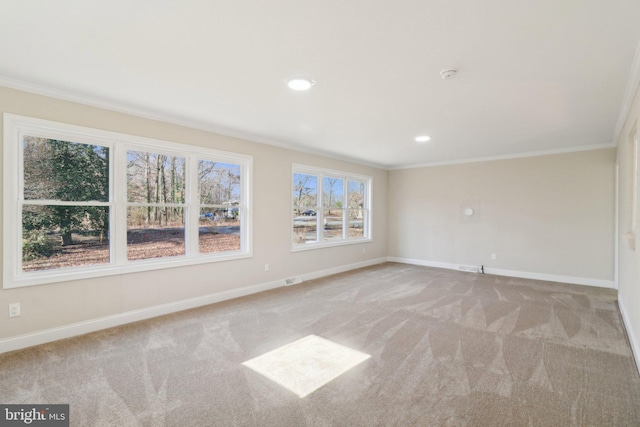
[
  {"x1": 325, "y1": 178, "x2": 341, "y2": 216},
  {"x1": 145, "y1": 152, "x2": 151, "y2": 224},
  {"x1": 294, "y1": 174, "x2": 315, "y2": 215}
]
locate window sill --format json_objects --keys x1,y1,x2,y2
[
  {"x1": 291, "y1": 238, "x2": 372, "y2": 252},
  {"x1": 3, "y1": 251, "x2": 252, "y2": 289}
]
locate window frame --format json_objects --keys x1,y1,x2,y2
[
  {"x1": 291, "y1": 163, "x2": 372, "y2": 251},
  {"x1": 3, "y1": 113, "x2": 253, "y2": 289}
]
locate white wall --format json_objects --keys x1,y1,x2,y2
[
  {"x1": 0, "y1": 86, "x2": 388, "y2": 347},
  {"x1": 0, "y1": 83, "x2": 626, "y2": 355},
  {"x1": 617, "y1": 81, "x2": 640, "y2": 370},
  {"x1": 388, "y1": 149, "x2": 616, "y2": 286}
]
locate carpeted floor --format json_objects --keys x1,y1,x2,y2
[{"x1": 1, "y1": 263, "x2": 639, "y2": 426}]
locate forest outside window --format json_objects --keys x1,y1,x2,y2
[
  {"x1": 3, "y1": 114, "x2": 252, "y2": 288},
  {"x1": 292, "y1": 164, "x2": 371, "y2": 250},
  {"x1": 198, "y1": 161, "x2": 242, "y2": 254},
  {"x1": 22, "y1": 136, "x2": 111, "y2": 271},
  {"x1": 126, "y1": 151, "x2": 187, "y2": 261}
]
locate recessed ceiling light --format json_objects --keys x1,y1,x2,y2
[
  {"x1": 287, "y1": 78, "x2": 315, "y2": 91},
  {"x1": 415, "y1": 135, "x2": 431, "y2": 143}
]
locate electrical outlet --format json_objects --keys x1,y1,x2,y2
[
  {"x1": 265, "y1": 263, "x2": 270, "y2": 272},
  {"x1": 491, "y1": 253, "x2": 497, "y2": 260},
  {"x1": 362, "y1": 248, "x2": 366, "y2": 254},
  {"x1": 9, "y1": 303, "x2": 20, "y2": 318}
]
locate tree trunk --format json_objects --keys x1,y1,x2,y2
[
  {"x1": 60, "y1": 208, "x2": 73, "y2": 246},
  {"x1": 171, "y1": 157, "x2": 176, "y2": 222},
  {"x1": 145, "y1": 153, "x2": 151, "y2": 225},
  {"x1": 61, "y1": 233, "x2": 73, "y2": 246},
  {"x1": 155, "y1": 154, "x2": 161, "y2": 225},
  {"x1": 161, "y1": 156, "x2": 168, "y2": 224}
]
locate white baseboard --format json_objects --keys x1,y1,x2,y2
[
  {"x1": 301, "y1": 257, "x2": 387, "y2": 282},
  {"x1": 618, "y1": 297, "x2": 640, "y2": 376},
  {"x1": 0, "y1": 279, "x2": 283, "y2": 355},
  {"x1": 484, "y1": 267, "x2": 615, "y2": 289},
  {"x1": 0, "y1": 257, "x2": 387, "y2": 354},
  {"x1": 387, "y1": 257, "x2": 616, "y2": 289},
  {"x1": 387, "y1": 257, "x2": 459, "y2": 271}
]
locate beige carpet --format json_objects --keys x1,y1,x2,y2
[{"x1": 1, "y1": 263, "x2": 639, "y2": 426}]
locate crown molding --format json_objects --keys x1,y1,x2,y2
[
  {"x1": 0, "y1": 70, "x2": 631, "y2": 173},
  {"x1": 0, "y1": 75, "x2": 385, "y2": 171},
  {"x1": 389, "y1": 143, "x2": 616, "y2": 170}
]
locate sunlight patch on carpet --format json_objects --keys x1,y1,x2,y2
[{"x1": 242, "y1": 335, "x2": 370, "y2": 398}]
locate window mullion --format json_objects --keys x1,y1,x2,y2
[
  {"x1": 20, "y1": 200, "x2": 111, "y2": 207},
  {"x1": 342, "y1": 178, "x2": 347, "y2": 239},
  {"x1": 127, "y1": 202, "x2": 187, "y2": 208},
  {"x1": 241, "y1": 161, "x2": 250, "y2": 252},
  {"x1": 13, "y1": 135, "x2": 24, "y2": 279},
  {"x1": 188, "y1": 156, "x2": 199, "y2": 256},
  {"x1": 317, "y1": 174, "x2": 323, "y2": 242},
  {"x1": 114, "y1": 144, "x2": 128, "y2": 265}
]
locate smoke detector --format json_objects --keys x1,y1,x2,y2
[{"x1": 440, "y1": 69, "x2": 458, "y2": 80}]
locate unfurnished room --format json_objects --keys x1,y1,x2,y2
[{"x1": 1, "y1": 1, "x2": 640, "y2": 426}]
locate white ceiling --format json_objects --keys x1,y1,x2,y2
[{"x1": 1, "y1": 0, "x2": 639, "y2": 169}]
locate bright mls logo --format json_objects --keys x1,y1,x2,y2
[{"x1": 0, "y1": 405, "x2": 68, "y2": 426}]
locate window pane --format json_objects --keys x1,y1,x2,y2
[
  {"x1": 293, "y1": 173, "x2": 317, "y2": 215},
  {"x1": 348, "y1": 180, "x2": 366, "y2": 238},
  {"x1": 348, "y1": 209, "x2": 366, "y2": 238},
  {"x1": 22, "y1": 205, "x2": 110, "y2": 271},
  {"x1": 127, "y1": 207, "x2": 185, "y2": 260},
  {"x1": 199, "y1": 208, "x2": 241, "y2": 253},
  {"x1": 348, "y1": 180, "x2": 365, "y2": 209},
  {"x1": 323, "y1": 177, "x2": 344, "y2": 212},
  {"x1": 322, "y1": 177, "x2": 344, "y2": 241},
  {"x1": 23, "y1": 136, "x2": 109, "y2": 202},
  {"x1": 324, "y1": 209, "x2": 344, "y2": 240},
  {"x1": 293, "y1": 214, "x2": 318, "y2": 244},
  {"x1": 199, "y1": 161, "x2": 241, "y2": 205},
  {"x1": 127, "y1": 151, "x2": 185, "y2": 204}
]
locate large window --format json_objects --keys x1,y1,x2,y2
[
  {"x1": 292, "y1": 164, "x2": 371, "y2": 250},
  {"x1": 3, "y1": 114, "x2": 252, "y2": 288}
]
